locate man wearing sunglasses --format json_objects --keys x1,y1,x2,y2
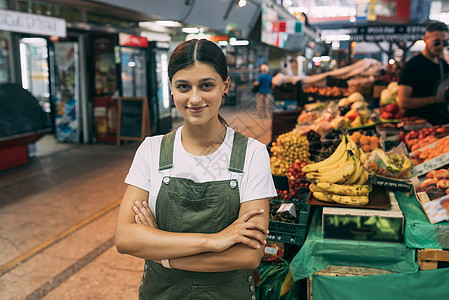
[{"x1": 398, "y1": 21, "x2": 449, "y2": 125}]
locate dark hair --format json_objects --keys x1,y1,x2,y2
[
  {"x1": 168, "y1": 39, "x2": 228, "y2": 125},
  {"x1": 426, "y1": 21, "x2": 448, "y2": 33},
  {"x1": 168, "y1": 39, "x2": 228, "y2": 81}
]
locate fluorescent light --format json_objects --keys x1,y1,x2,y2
[
  {"x1": 139, "y1": 22, "x2": 170, "y2": 33},
  {"x1": 218, "y1": 41, "x2": 228, "y2": 46},
  {"x1": 128, "y1": 62, "x2": 136, "y2": 67},
  {"x1": 154, "y1": 20, "x2": 182, "y2": 27},
  {"x1": 229, "y1": 38, "x2": 249, "y2": 46},
  {"x1": 182, "y1": 27, "x2": 200, "y2": 34},
  {"x1": 321, "y1": 56, "x2": 331, "y2": 61}
]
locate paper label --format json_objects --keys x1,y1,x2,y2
[
  {"x1": 264, "y1": 246, "x2": 278, "y2": 255},
  {"x1": 277, "y1": 203, "x2": 297, "y2": 218},
  {"x1": 411, "y1": 152, "x2": 449, "y2": 177}
]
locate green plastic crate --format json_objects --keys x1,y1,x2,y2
[{"x1": 267, "y1": 188, "x2": 310, "y2": 246}]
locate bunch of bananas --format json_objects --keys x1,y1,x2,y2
[{"x1": 303, "y1": 134, "x2": 372, "y2": 205}]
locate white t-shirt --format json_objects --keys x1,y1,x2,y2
[{"x1": 125, "y1": 126, "x2": 277, "y2": 218}]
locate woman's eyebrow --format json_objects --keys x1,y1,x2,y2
[{"x1": 174, "y1": 78, "x2": 217, "y2": 84}]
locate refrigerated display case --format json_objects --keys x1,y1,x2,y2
[
  {"x1": 120, "y1": 47, "x2": 147, "y2": 97},
  {"x1": 19, "y1": 37, "x2": 52, "y2": 126},
  {"x1": 91, "y1": 34, "x2": 119, "y2": 143},
  {"x1": 0, "y1": 39, "x2": 10, "y2": 83},
  {"x1": 53, "y1": 41, "x2": 80, "y2": 143},
  {"x1": 148, "y1": 41, "x2": 172, "y2": 135}
]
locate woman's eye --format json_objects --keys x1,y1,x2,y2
[
  {"x1": 202, "y1": 83, "x2": 214, "y2": 89},
  {"x1": 176, "y1": 84, "x2": 189, "y2": 90}
]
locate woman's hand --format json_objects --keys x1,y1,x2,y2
[
  {"x1": 208, "y1": 209, "x2": 268, "y2": 252},
  {"x1": 133, "y1": 201, "x2": 158, "y2": 229}
]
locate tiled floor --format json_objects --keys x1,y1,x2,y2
[{"x1": 0, "y1": 95, "x2": 273, "y2": 299}]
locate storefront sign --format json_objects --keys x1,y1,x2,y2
[
  {"x1": 0, "y1": 9, "x2": 66, "y2": 37},
  {"x1": 119, "y1": 33, "x2": 149, "y2": 48},
  {"x1": 349, "y1": 25, "x2": 426, "y2": 42}
]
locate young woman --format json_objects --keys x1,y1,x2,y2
[{"x1": 115, "y1": 39, "x2": 277, "y2": 299}]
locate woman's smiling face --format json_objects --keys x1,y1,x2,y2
[{"x1": 171, "y1": 62, "x2": 229, "y2": 126}]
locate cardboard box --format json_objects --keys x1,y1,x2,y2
[{"x1": 322, "y1": 192, "x2": 404, "y2": 243}]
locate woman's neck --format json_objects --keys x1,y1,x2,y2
[{"x1": 181, "y1": 120, "x2": 227, "y2": 156}]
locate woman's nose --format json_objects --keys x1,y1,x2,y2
[{"x1": 189, "y1": 88, "x2": 202, "y2": 104}]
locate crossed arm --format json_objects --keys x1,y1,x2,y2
[{"x1": 115, "y1": 185, "x2": 269, "y2": 272}]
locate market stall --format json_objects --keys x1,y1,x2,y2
[{"x1": 258, "y1": 56, "x2": 449, "y2": 299}]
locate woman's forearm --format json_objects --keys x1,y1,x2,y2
[
  {"x1": 170, "y1": 243, "x2": 264, "y2": 272},
  {"x1": 116, "y1": 224, "x2": 213, "y2": 260}
]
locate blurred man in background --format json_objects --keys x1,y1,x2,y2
[{"x1": 398, "y1": 20, "x2": 449, "y2": 125}]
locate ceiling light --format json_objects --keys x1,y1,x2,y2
[
  {"x1": 154, "y1": 20, "x2": 182, "y2": 27},
  {"x1": 238, "y1": 0, "x2": 247, "y2": 8},
  {"x1": 182, "y1": 27, "x2": 200, "y2": 33},
  {"x1": 229, "y1": 37, "x2": 249, "y2": 46}
]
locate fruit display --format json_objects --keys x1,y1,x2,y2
[
  {"x1": 404, "y1": 126, "x2": 449, "y2": 152},
  {"x1": 302, "y1": 85, "x2": 349, "y2": 98},
  {"x1": 410, "y1": 137, "x2": 449, "y2": 165},
  {"x1": 365, "y1": 149, "x2": 413, "y2": 178},
  {"x1": 379, "y1": 82, "x2": 398, "y2": 106},
  {"x1": 286, "y1": 159, "x2": 309, "y2": 194},
  {"x1": 270, "y1": 131, "x2": 311, "y2": 176},
  {"x1": 417, "y1": 168, "x2": 449, "y2": 200},
  {"x1": 337, "y1": 92, "x2": 376, "y2": 128},
  {"x1": 302, "y1": 135, "x2": 372, "y2": 205},
  {"x1": 349, "y1": 131, "x2": 379, "y2": 152}
]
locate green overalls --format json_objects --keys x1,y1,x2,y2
[{"x1": 139, "y1": 130, "x2": 257, "y2": 300}]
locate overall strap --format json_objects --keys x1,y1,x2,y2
[
  {"x1": 158, "y1": 130, "x2": 177, "y2": 171},
  {"x1": 228, "y1": 131, "x2": 248, "y2": 173}
]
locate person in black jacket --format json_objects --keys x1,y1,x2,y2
[{"x1": 398, "y1": 20, "x2": 449, "y2": 125}]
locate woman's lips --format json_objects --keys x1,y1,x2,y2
[{"x1": 187, "y1": 106, "x2": 206, "y2": 113}]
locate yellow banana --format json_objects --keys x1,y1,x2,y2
[
  {"x1": 318, "y1": 150, "x2": 348, "y2": 173},
  {"x1": 309, "y1": 183, "x2": 323, "y2": 192},
  {"x1": 327, "y1": 156, "x2": 356, "y2": 184},
  {"x1": 315, "y1": 182, "x2": 372, "y2": 196},
  {"x1": 306, "y1": 156, "x2": 351, "y2": 182},
  {"x1": 302, "y1": 135, "x2": 346, "y2": 173},
  {"x1": 355, "y1": 169, "x2": 369, "y2": 185},
  {"x1": 359, "y1": 148, "x2": 368, "y2": 164},
  {"x1": 328, "y1": 193, "x2": 369, "y2": 205},
  {"x1": 343, "y1": 158, "x2": 363, "y2": 184},
  {"x1": 345, "y1": 134, "x2": 360, "y2": 158},
  {"x1": 312, "y1": 191, "x2": 334, "y2": 203}
]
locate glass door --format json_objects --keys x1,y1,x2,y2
[
  {"x1": 154, "y1": 50, "x2": 171, "y2": 121},
  {"x1": 19, "y1": 37, "x2": 51, "y2": 123},
  {"x1": 53, "y1": 41, "x2": 80, "y2": 143},
  {"x1": 120, "y1": 47, "x2": 147, "y2": 97}
]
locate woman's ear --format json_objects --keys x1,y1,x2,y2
[{"x1": 224, "y1": 76, "x2": 231, "y2": 95}]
